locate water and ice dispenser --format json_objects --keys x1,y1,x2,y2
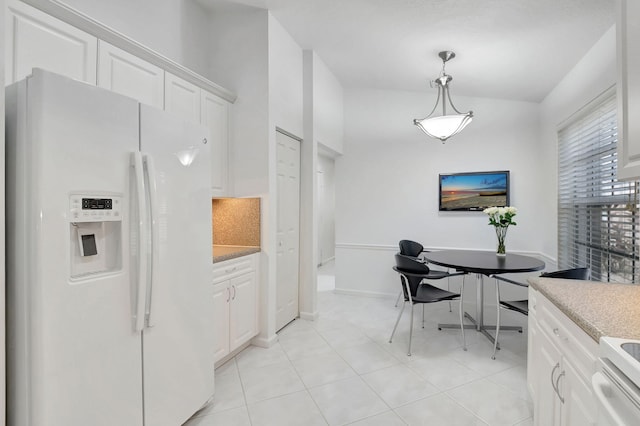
[{"x1": 69, "y1": 194, "x2": 123, "y2": 279}]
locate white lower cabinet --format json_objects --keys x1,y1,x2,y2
[
  {"x1": 528, "y1": 287, "x2": 598, "y2": 426},
  {"x1": 212, "y1": 254, "x2": 259, "y2": 364}
]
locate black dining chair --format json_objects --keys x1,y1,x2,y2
[
  {"x1": 395, "y1": 240, "x2": 456, "y2": 311},
  {"x1": 399, "y1": 239, "x2": 426, "y2": 258},
  {"x1": 491, "y1": 267, "x2": 591, "y2": 359},
  {"x1": 389, "y1": 254, "x2": 467, "y2": 356},
  {"x1": 395, "y1": 240, "x2": 427, "y2": 307}
]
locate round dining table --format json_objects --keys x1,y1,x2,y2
[{"x1": 423, "y1": 249, "x2": 545, "y2": 345}]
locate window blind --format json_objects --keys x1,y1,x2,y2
[{"x1": 557, "y1": 90, "x2": 639, "y2": 283}]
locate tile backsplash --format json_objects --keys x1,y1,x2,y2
[{"x1": 212, "y1": 198, "x2": 261, "y2": 246}]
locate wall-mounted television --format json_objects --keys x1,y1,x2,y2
[{"x1": 439, "y1": 170, "x2": 510, "y2": 211}]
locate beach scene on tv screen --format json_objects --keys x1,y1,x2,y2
[{"x1": 440, "y1": 173, "x2": 508, "y2": 210}]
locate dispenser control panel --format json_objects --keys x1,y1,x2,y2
[{"x1": 69, "y1": 194, "x2": 122, "y2": 222}]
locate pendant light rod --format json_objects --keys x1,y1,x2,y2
[{"x1": 413, "y1": 50, "x2": 473, "y2": 143}]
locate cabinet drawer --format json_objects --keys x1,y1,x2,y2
[
  {"x1": 537, "y1": 296, "x2": 598, "y2": 383},
  {"x1": 212, "y1": 255, "x2": 255, "y2": 283}
]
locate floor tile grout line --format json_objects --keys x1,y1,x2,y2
[
  {"x1": 204, "y1": 286, "x2": 531, "y2": 426},
  {"x1": 442, "y1": 375, "x2": 533, "y2": 425},
  {"x1": 440, "y1": 388, "x2": 493, "y2": 426},
  {"x1": 230, "y1": 358, "x2": 255, "y2": 426},
  {"x1": 482, "y1": 366, "x2": 534, "y2": 403},
  {"x1": 285, "y1": 318, "x2": 407, "y2": 424},
  {"x1": 277, "y1": 324, "x2": 333, "y2": 425}
]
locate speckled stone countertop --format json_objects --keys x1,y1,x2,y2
[
  {"x1": 529, "y1": 277, "x2": 640, "y2": 342},
  {"x1": 213, "y1": 245, "x2": 260, "y2": 263}
]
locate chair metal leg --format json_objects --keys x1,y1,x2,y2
[
  {"x1": 447, "y1": 270, "x2": 452, "y2": 312},
  {"x1": 422, "y1": 304, "x2": 425, "y2": 328},
  {"x1": 389, "y1": 300, "x2": 405, "y2": 343},
  {"x1": 492, "y1": 278, "x2": 501, "y2": 360},
  {"x1": 408, "y1": 303, "x2": 414, "y2": 356},
  {"x1": 459, "y1": 275, "x2": 467, "y2": 351},
  {"x1": 394, "y1": 289, "x2": 402, "y2": 307}
]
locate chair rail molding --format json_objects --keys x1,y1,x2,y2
[
  {"x1": 18, "y1": 0, "x2": 237, "y2": 103},
  {"x1": 335, "y1": 243, "x2": 557, "y2": 271}
]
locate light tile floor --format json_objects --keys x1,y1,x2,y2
[{"x1": 186, "y1": 265, "x2": 533, "y2": 426}]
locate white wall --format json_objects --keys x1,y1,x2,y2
[
  {"x1": 538, "y1": 26, "x2": 617, "y2": 261},
  {"x1": 208, "y1": 4, "x2": 269, "y2": 196},
  {"x1": 333, "y1": 26, "x2": 616, "y2": 303},
  {"x1": 268, "y1": 14, "x2": 303, "y2": 138},
  {"x1": 265, "y1": 13, "x2": 304, "y2": 337},
  {"x1": 317, "y1": 154, "x2": 335, "y2": 264},
  {"x1": 335, "y1": 88, "x2": 543, "y2": 297},
  {"x1": 58, "y1": 0, "x2": 212, "y2": 78},
  {"x1": 300, "y1": 51, "x2": 344, "y2": 319},
  {"x1": 1, "y1": 0, "x2": 6, "y2": 421},
  {"x1": 208, "y1": 7, "x2": 306, "y2": 344},
  {"x1": 312, "y1": 53, "x2": 344, "y2": 154}
]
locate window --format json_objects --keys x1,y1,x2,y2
[{"x1": 557, "y1": 89, "x2": 639, "y2": 283}]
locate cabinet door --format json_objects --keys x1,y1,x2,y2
[
  {"x1": 165, "y1": 72, "x2": 200, "y2": 123},
  {"x1": 527, "y1": 314, "x2": 539, "y2": 402},
  {"x1": 560, "y1": 359, "x2": 597, "y2": 426},
  {"x1": 616, "y1": 0, "x2": 640, "y2": 179},
  {"x1": 212, "y1": 282, "x2": 231, "y2": 363},
  {"x1": 5, "y1": 0, "x2": 97, "y2": 85},
  {"x1": 201, "y1": 90, "x2": 230, "y2": 196},
  {"x1": 229, "y1": 272, "x2": 257, "y2": 350},
  {"x1": 534, "y1": 328, "x2": 563, "y2": 426},
  {"x1": 97, "y1": 41, "x2": 164, "y2": 109}
]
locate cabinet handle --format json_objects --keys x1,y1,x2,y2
[
  {"x1": 226, "y1": 288, "x2": 230, "y2": 303},
  {"x1": 551, "y1": 362, "x2": 560, "y2": 394},
  {"x1": 231, "y1": 285, "x2": 236, "y2": 300},
  {"x1": 553, "y1": 328, "x2": 560, "y2": 337},
  {"x1": 555, "y1": 370, "x2": 566, "y2": 403},
  {"x1": 225, "y1": 266, "x2": 238, "y2": 274}
]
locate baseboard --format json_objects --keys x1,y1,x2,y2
[
  {"x1": 299, "y1": 310, "x2": 319, "y2": 321},
  {"x1": 333, "y1": 287, "x2": 395, "y2": 299},
  {"x1": 318, "y1": 256, "x2": 335, "y2": 267},
  {"x1": 214, "y1": 341, "x2": 252, "y2": 368},
  {"x1": 251, "y1": 334, "x2": 278, "y2": 348}
]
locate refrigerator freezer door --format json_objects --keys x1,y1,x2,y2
[
  {"x1": 139, "y1": 105, "x2": 215, "y2": 425},
  {"x1": 5, "y1": 69, "x2": 144, "y2": 425}
]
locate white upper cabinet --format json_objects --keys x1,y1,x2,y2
[
  {"x1": 164, "y1": 72, "x2": 201, "y2": 123},
  {"x1": 201, "y1": 90, "x2": 230, "y2": 196},
  {"x1": 5, "y1": 0, "x2": 97, "y2": 85},
  {"x1": 97, "y1": 41, "x2": 164, "y2": 109},
  {"x1": 616, "y1": 0, "x2": 640, "y2": 180}
]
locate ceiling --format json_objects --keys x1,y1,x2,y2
[{"x1": 198, "y1": 0, "x2": 615, "y2": 102}]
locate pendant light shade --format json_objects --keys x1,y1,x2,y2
[
  {"x1": 414, "y1": 51, "x2": 473, "y2": 142},
  {"x1": 414, "y1": 114, "x2": 473, "y2": 141}
]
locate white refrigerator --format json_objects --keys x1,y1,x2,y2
[{"x1": 5, "y1": 69, "x2": 215, "y2": 426}]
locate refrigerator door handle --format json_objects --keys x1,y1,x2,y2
[
  {"x1": 132, "y1": 152, "x2": 148, "y2": 332},
  {"x1": 144, "y1": 153, "x2": 160, "y2": 327}
]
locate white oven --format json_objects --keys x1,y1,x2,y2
[{"x1": 593, "y1": 337, "x2": 640, "y2": 426}]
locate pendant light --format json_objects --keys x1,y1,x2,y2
[{"x1": 414, "y1": 51, "x2": 473, "y2": 142}]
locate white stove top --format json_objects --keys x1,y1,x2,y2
[{"x1": 601, "y1": 336, "x2": 640, "y2": 387}]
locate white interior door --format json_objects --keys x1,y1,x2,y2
[
  {"x1": 139, "y1": 105, "x2": 214, "y2": 426},
  {"x1": 276, "y1": 131, "x2": 301, "y2": 330}
]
